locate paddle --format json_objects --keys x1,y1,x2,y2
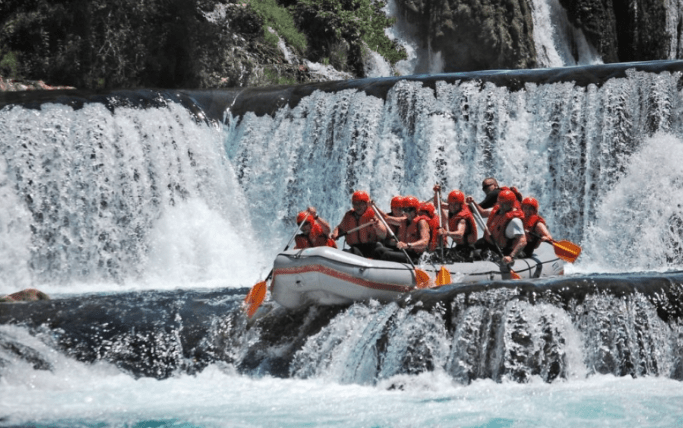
[
  {"x1": 550, "y1": 239, "x2": 581, "y2": 263},
  {"x1": 469, "y1": 202, "x2": 522, "y2": 280},
  {"x1": 435, "y1": 187, "x2": 451, "y2": 287},
  {"x1": 530, "y1": 232, "x2": 581, "y2": 263},
  {"x1": 371, "y1": 202, "x2": 431, "y2": 289},
  {"x1": 334, "y1": 221, "x2": 374, "y2": 239},
  {"x1": 244, "y1": 213, "x2": 310, "y2": 318}
]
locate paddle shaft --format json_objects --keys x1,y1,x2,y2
[
  {"x1": 436, "y1": 189, "x2": 445, "y2": 260},
  {"x1": 336, "y1": 221, "x2": 373, "y2": 239},
  {"x1": 469, "y1": 202, "x2": 519, "y2": 274},
  {"x1": 371, "y1": 202, "x2": 419, "y2": 271}
]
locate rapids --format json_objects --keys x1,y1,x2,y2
[{"x1": 2, "y1": 60, "x2": 683, "y2": 426}]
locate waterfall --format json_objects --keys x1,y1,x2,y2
[
  {"x1": 1, "y1": 65, "x2": 683, "y2": 397},
  {"x1": 530, "y1": 0, "x2": 603, "y2": 67},
  {"x1": 0, "y1": 102, "x2": 263, "y2": 292},
  {"x1": 2, "y1": 66, "x2": 683, "y2": 291},
  {"x1": 225, "y1": 68, "x2": 683, "y2": 272}
]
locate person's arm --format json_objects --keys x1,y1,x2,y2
[
  {"x1": 535, "y1": 222, "x2": 553, "y2": 242},
  {"x1": 315, "y1": 217, "x2": 331, "y2": 236},
  {"x1": 432, "y1": 185, "x2": 448, "y2": 210},
  {"x1": 330, "y1": 226, "x2": 341, "y2": 241},
  {"x1": 450, "y1": 218, "x2": 466, "y2": 244},
  {"x1": 465, "y1": 196, "x2": 491, "y2": 217},
  {"x1": 397, "y1": 220, "x2": 430, "y2": 252},
  {"x1": 306, "y1": 206, "x2": 331, "y2": 236},
  {"x1": 502, "y1": 218, "x2": 527, "y2": 265},
  {"x1": 383, "y1": 214, "x2": 405, "y2": 227},
  {"x1": 502, "y1": 234, "x2": 527, "y2": 265},
  {"x1": 437, "y1": 208, "x2": 449, "y2": 236},
  {"x1": 330, "y1": 213, "x2": 347, "y2": 240},
  {"x1": 359, "y1": 210, "x2": 387, "y2": 242},
  {"x1": 479, "y1": 190, "x2": 498, "y2": 209}
]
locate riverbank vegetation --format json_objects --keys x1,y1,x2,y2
[{"x1": 0, "y1": 0, "x2": 405, "y2": 89}]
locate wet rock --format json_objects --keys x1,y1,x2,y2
[
  {"x1": 558, "y1": 0, "x2": 671, "y2": 63},
  {"x1": 0, "y1": 332, "x2": 52, "y2": 372},
  {"x1": 394, "y1": 0, "x2": 538, "y2": 71},
  {"x1": 0, "y1": 288, "x2": 50, "y2": 303}
]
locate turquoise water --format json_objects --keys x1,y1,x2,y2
[{"x1": 3, "y1": 354, "x2": 682, "y2": 427}]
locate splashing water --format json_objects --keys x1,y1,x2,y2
[{"x1": 584, "y1": 133, "x2": 683, "y2": 271}]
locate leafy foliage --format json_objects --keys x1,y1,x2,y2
[
  {"x1": 292, "y1": 0, "x2": 405, "y2": 73},
  {"x1": 249, "y1": 0, "x2": 307, "y2": 53}
]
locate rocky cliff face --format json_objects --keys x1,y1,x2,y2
[
  {"x1": 394, "y1": 0, "x2": 681, "y2": 72},
  {"x1": 395, "y1": 0, "x2": 538, "y2": 71},
  {"x1": 2, "y1": 0, "x2": 682, "y2": 90},
  {"x1": 558, "y1": 0, "x2": 673, "y2": 63}
]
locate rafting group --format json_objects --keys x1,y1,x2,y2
[
  {"x1": 243, "y1": 178, "x2": 582, "y2": 317},
  {"x1": 292, "y1": 177, "x2": 563, "y2": 268}
]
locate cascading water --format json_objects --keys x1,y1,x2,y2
[
  {"x1": 2, "y1": 63, "x2": 683, "y2": 426},
  {"x1": 0, "y1": 101, "x2": 264, "y2": 293},
  {"x1": 530, "y1": 0, "x2": 603, "y2": 67},
  {"x1": 225, "y1": 68, "x2": 683, "y2": 271}
]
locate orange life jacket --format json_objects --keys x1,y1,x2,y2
[
  {"x1": 524, "y1": 214, "x2": 546, "y2": 247},
  {"x1": 338, "y1": 208, "x2": 380, "y2": 246},
  {"x1": 398, "y1": 215, "x2": 429, "y2": 254},
  {"x1": 448, "y1": 206, "x2": 478, "y2": 246},
  {"x1": 486, "y1": 205, "x2": 525, "y2": 250},
  {"x1": 294, "y1": 223, "x2": 337, "y2": 249},
  {"x1": 425, "y1": 215, "x2": 444, "y2": 252}
]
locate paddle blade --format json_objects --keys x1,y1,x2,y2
[
  {"x1": 415, "y1": 269, "x2": 431, "y2": 289},
  {"x1": 552, "y1": 240, "x2": 582, "y2": 263},
  {"x1": 436, "y1": 266, "x2": 451, "y2": 287},
  {"x1": 510, "y1": 269, "x2": 522, "y2": 280},
  {"x1": 244, "y1": 281, "x2": 267, "y2": 318}
]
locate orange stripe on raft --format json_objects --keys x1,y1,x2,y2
[{"x1": 274, "y1": 264, "x2": 413, "y2": 293}]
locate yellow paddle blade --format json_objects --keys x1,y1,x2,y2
[
  {"x1": 415, "y1": 269, "x2": 431, "y2": 289},
  {"x1": 510, "y1": 269, "x2": 522, "y2": 280},
  {"x1": 436, "y1": 266, "x2": 451, "y2": 287},
  {"x1": 244, "y1": 281, "x2": 267, "y2": 318},
  {"x1": 552, "y1": 240, "x2": 582, "y2": 263}
]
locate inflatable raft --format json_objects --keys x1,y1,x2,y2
[{"x1": 270, "y1": 242, "x2": 565, "y2": 309}]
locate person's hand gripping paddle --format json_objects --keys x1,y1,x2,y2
[
  {"x1": 469, "y1": 203, "x2": 521, "y2": 280},
  {"x1": 371, "y1": 202, "x2": 431, "y2": 288}
]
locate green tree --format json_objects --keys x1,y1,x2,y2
[{"x1": 292, "y1": 0, "x2": 405, "y2": 75}]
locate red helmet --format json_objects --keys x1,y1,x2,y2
[
  {"x1": 352, "y1": 190, "x2": 370, "y2": 203},
  {"x1": 390, "y1": 195, "x2": 404, "y2": 211},
  {"x1": 448, "y1": 190, "x2": 465, "y2": 204},
  {"x1": 296, "y1": 211, "x2": 313, "y2": 225},
  {"x1": 419, "y1": 202, "x2": 436, "y2": 218},
  {"x1": 401, "y1": 196, "x2": 420, "y2": 209},
  {"x1": 522, "y1": 197, "x2": 539, "y2": 211},
  {"x1": 497, "y1": 189, "x2": 516, "y2": 204}
]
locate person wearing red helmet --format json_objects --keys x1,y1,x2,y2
[
  {"x1": 330, "y1": 190, "x2": 387, "y2": 258},
  {"x1": 390, "y1": 196, "x2": 404, "y2": 215},
  {"x1": 521, "y1": 197, "x2": 553, "y2": 257},
  {"x1": 433, "y1": 186, "x2": 478, "y2": 261},
  {"x1": 374, "y1": 195, "x2": 430, "y2": 263},
  {"x1": 475, "y1": 189, "x2": 526, "y2": 265},
  {"x1": 384, "y1": 195, "x2": 404, "y2": 246},
  {"x1": 293, "y1": 208, "x2": 337, "y2": 250}
]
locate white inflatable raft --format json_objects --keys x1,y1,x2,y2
[{"x1": 270, "y1": 242, "x2": 565, "y2": 309}]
